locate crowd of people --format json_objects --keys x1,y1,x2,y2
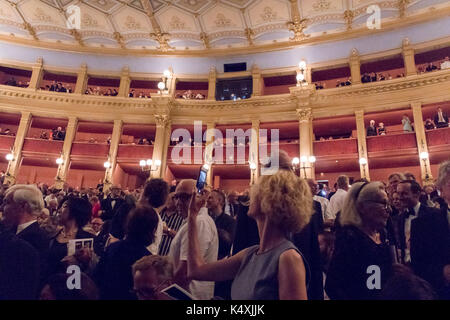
[
  {"x1": 85, "y1": 87, "x2": 119, "y2": 96},
  {"x1": 361, "y1": 72, "x2": 403, "y2": 83},
  {"x1": 3, "y1": 77, "x2": 29, "y2": 88},
  {"x1": 176, "y1": 90, "x2": 206, "y2": 100},
  {"x1": 129, "y1": 90, "x2": 152, "y2": 98},
  {"x1": 41, "y1": 81, "x2": 72, "y2": 93},
  {"x1": 0, "y1": 150, "x2": 449, "y2": 300},
  {"x1": 417, "y1": 58, "x2": 450, "y2": 73}
]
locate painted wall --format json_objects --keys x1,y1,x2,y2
[{"x1": 219, "y1": 179, "x2": 250, "y2": 193}]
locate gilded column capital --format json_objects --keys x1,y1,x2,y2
[
  {"x1": 296, "y1": 108, "x2": 312, "y2": 122},
  {"x1": 154, "y1": 114, "x2": 171, "y2": 128}
]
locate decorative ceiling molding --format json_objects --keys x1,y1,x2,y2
[{"x1": 0, "y1": 0, "x2": 448, "y2": 54}]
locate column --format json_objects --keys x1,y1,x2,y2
[
  {"x1": 305, "y1": 66, "x2": 312, "y2": 84},
  {"x1": 28, "y1": 57, "x2": 44, "y2": 90},
  {"x1": 251, "y1": 64, "x2": 262, "y2": 97},
  {"x1": 151, "y1": 114, "x2": 171, "y2": 179},
  {"x1": 204, "y1": 122, "x2": 215, "y2": 187},
  {"x1": 250, "y1": 119, "x2": 260, "y2": 185},
  {"x1": 166, "y1": 67, "x2": 176, "y2": 97},
  {"x1": 349, "y1": 49, "x2": 361, "y2": 85},
  {"x1": 4, "y1": 111, "x2": 32, "y2": 185},
  {"x1": 118, "y1": 66, "x2": 131, "y2": 97},
  {"x1": 54, "y1": 117, "x2": 78, "y2": 189},
  {"x1": 411, "y1": 102, "x2": 432, "y2": 183},
  {"x1": 207, "y1": 66, "x2": 216, "y2": 100},
  {"x1": 103, "y1": 120, "x2": 123, "y2": 191},
  {"x1": 296, "y1": 108, "x2": 315, "y2": 179},
  {"x1": 355, "y1": 110, "x2": 370, "y2": 180},
  {"x1": 74, "y1": 64, "x2": 88, "y2": 94},
  {"x1": 402, "y1": 38, "x2": 417, "y2": 77}
]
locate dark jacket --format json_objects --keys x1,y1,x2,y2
[
  {"x1": 393, "y1": 204, "x2": 450, "y2": 292},
  {"x1": 325, "y1": 225, "x2": 393, "y2": 300},
  {"x1": 232, "y1": 200, "x2": 259, "y2": 255},
  {"x1": 100, "y1": 196, "x2": 125, "y2": 221},
  {"x1": 94, "y1": 239, "x2": 151, "y2": 300},
  {"x1": 0, "y1": 225, "x2": 40, "y2": 300},
  {"x1": 212, "y1": 211, "x2": 237, "y2": 260},
  {"x1": 367, "y1": 126, "x2": 377, "y2": 137},
  {"x1": 292, "y1": 200, "x2": 324, "y2": 300},
  {"x1": 17, "y1": 221, "x2": 50, "y2": 259}
]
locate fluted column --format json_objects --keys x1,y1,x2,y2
[
  {"x1": 205, "y1": 121, "x2": 215, "y2": 187},
  {"x1": 349, "y1": 49, "x2": 361, "y2": 85},
  {"x1": 103, "y1": 120, "x2": 123, "y2": 191},
  {"x1": 250, "y1": 119, "x2": 260, "y2": 185},
  {"x1": 207, "y1": 66, "x2": 216, "y2": 100},
  {"x1": 28, "y1": 57, "x2": 44, "y2": 90},
  {"x1": 252, "y1": 64, "x2": 262, "y2": 97},
  {"x1": 118, "y1": 66, "x2": 131, "y2": 97},
  {"x1": 402, "y1": 38, "x2": 417, "y2": 77},
  {"x1": 296, "y1": 108, "x2": 314, "y2": 179},
  {"x1": 54, "y1": 117, "x2": 78, "y2": 189},
  {"x1": 355, "y1": 110, "x2": 370, "y2": 180},
  {"x1": 151, "y1": 114, "x2": 171, "y2": 179},
  {"x1": 4, "y1": 111, "x2": 32, "y2": 185},
  {"x1": 74, "y1": 64, "x2": 88, "y2": 94},
  {"x1": 411, "y1": 102, "x2": 432, "y2": 183}
]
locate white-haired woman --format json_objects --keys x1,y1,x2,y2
[
  {"x1": 187, "y1": 170, "x2": 313, "y2": 300},
  {"x1": 325, "y1": 181, "x2": 395, "y2": 300}
]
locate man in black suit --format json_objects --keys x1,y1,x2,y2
[
  {"x1": 100, "y1": 185, "x2": 125, "y2": 221},
  {"x1": 396, "y1": 180, "x2": 450, "y2": 295},
  {"x1": 292, "y1": 199, "x2": 324, "y2": 300},
  {"x1": 434, "y1": 107, "x2": 449, "y2": 128},
  {"x1": 0, "y1": 223, "x2": 40, "y2": 300},
  {"x1": 2, "y1": 185, "x2": 50, "y2": 281},
  {"x1": 367, "y1": 120, "x2": 377, "y2": 136},
  {"x1": 232, "y1": 193, "x2": 259, "y2": 255}
]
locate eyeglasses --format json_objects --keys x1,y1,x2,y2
[{"x1": 367, "y1": 200, "x2": 389, "y2": 210}]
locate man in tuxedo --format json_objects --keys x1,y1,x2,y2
[
  {"x1": 436, "y1": 160, "x2": 450, "y2": 228},
  {"x1": 2, "y1": 185, "x2": 49, "y2": 280},
  {"x1": 366, "y1": 120, "x2": 377, "y2": 136},
  {"x1": 434, "y1": 107, "x2": 449, "y2": 128},
  {"x1": 0, "y1": 223, "x2": 40, "y2": 299},
  {"x1": 100, "y1": 185, "x2": 125, "y2": 221},
  {"x1": 396, "y1": 180, "x2": 450, "y2": 294},
  {"x1": 225, "y1": 191, "x2": 239, "y2": 218}
]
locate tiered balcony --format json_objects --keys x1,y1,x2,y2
[{"x1": 21, "y1": 138, "x2": 64, "y2": 157}]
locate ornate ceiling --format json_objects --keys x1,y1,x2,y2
[{"x1": 0, "y1": 0, "x2": 447, "y2": 54}]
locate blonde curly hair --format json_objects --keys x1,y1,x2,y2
[{"x1": 252, "y1": 170, "x2": 313, "y2": 234}]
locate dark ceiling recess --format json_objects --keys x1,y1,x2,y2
[
  {"x1": 87, "y1": 77, "x2": 120, "y2": 87},
  {"x1": 224, "y1": 62, "x2": 247, "y2": 72},
  {"x1": 130, "y1": 80, "x2": 159, "y2": 89},
  {"x1": 43, "y1": 72, "x2": 77, "y2": 83},
  {"x1": 360, "y1": 56, "x2": 404, "y2": 73},
  {"x1": 263, "y1": 75, "x2": 297, "y2": 87},
  {"x1": 312, "y1": 66, "x2": 351, "y2": 82},
  {"x1": 176, "y1": 81, "x2": 208, "y2": 90},
  {"x1": 0, "y1": 66, "x2": 32, "y2": 77},
  {"x1": 415, "y1": 46, "x2": 450, "y2": 64}
]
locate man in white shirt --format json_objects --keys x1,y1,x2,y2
[
  {"x1": 169, "y1": 179, "x2": 218, "y2": 300},
  {"x1": 440, "y1": 56, "x2": 450, "y2": 70},
  {"x1": 325, "y1": 175, "x2": 349, "y2": 221}
]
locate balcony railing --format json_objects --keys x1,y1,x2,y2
[
  {"x1": 367, "y1": 132, "x2": 417, "y2": 152},
  {"x1": 71, "y1": 141, "x2": 109, "y2": 157},
  {"x1": 426, "y1": 126, "x2": 450, "y2": 146},
  {"x1": 22, "y1": 138, "x2": 63, "y2": 154},
  {"x1": 117, "y1": 144, "x2": 154, "y2": 159},
  {"x1": 314, "y1": 138, "x2": 358, "y2": 156},
  {"x1": 0, "y1": 135, "x2": 15, "y2": 151}
]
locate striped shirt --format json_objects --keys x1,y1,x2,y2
[{"x1": 158, "y1": 208, "x2": 185, "y2": 256}]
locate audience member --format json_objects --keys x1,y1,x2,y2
[
  {"x1": 424, "y1": 118, "x2": 436, "y2": 130},
  {"x1": 158, "y1": 193, "x2": 185, "y2": 256},
  {"x1": 377, "y1": 122, "x2": 387, "y2": 135},
  {"x1": 402, "y1": 114, "x2": 413, "y2": 132},
  {"x1": 367, "y1": 120, "x2": 377, "y2": 136},
  {"x1": 325, "y1": 182, "x2": 394, "y2": 299},
  {"x1": 326, "y1": 175, "x2": 349, "y2": 221},
  {"x1": 187, "y1": 170, "x2": 312, "y2": 300},
  {"x1": 132, "y1": 255, "x2": 173, "y2": 300},
  {"x1": 434, "y1": 107, "x2": 449, "y2": 128}
]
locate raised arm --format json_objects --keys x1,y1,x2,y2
[{"x1": 187, "y1": 194, "x2": 247, "y2": 282}]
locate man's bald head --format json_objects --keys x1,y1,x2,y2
[{"x1": 174, "y1": 179, "x2": 196, "y2": 218}]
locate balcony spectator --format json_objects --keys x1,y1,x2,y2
[
  {"x1": 367, "y1": 120, "x2": 377, "y2": 136},
  {"x1": 40, "y1": 131, "x2": 49, "y2": 140},
  {"x1": 402, "y1": 114, "x2": 413, "y2": 132},
  {"x1": 3, "y1": 128, "x2": 11, "y2": 135},
  {"x1": 377, "y1": 122, "x2": 387, "y2": 135},
  {"x1": 434, "y1": 107, "x2": 449, "y2": 128},
  {"x1": 52, "y1": 127, "x2": 66, "y2": 141},
  {"x1": 387, "y1": 74, "x2": 392, "y2": 80},
  {"x1": 426, "y1": 63, "x2": 438, "y2": 72},
  {"x1": 5, "y1": 77, "x2": 17, "y2": 86},
  {"x1": 129, "y1": 90, "x2": 135, "y2": 98},
  {"x1": 441, "y1": 57, "x2": 450, "y2": 70},
  {"x1": 361, "y1": 73, "x2": 371, "y2": 83},
  {"x1": 195, "y1": 93, "x2": 205, "y2": 99},
  {"x1": 378, "y1": 74, "x2": 386, "y2": 81},
  {"x1": 49, "y1": 81, "x2": 57, "y2": 91},
  {"x1": 371, "y1": 72, "x2": 377, "y2": 82},
  {"x1": 105, "y1": 89, "x2": 112, "y2": 96},
  {"x1": 424, "y1": 118, "x2": 435, "y2": 130}
]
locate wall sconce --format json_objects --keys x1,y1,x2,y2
[
  {"x1": 292, "y1": 155, "x2": 315, "y2": 178},
  {"x1": 158, "y1": 69, "x2": 171, "y2": 94},
  {"x1": 104, "y1": 160, "x2": 111, "y2": 169},
  {"x1": 56, "y1": 155, "x2": 64, "y2": 165},
  {"x1": 139, "y1": 159, "x2": 161, "y2": 172},
  {"x1": 419, "y1": 151, "x2": 430, "y2": 180},
  {"x1": 297, "y1": 60, "x2": 307, "y2": 86},
  {"x1": 5, "y1": 152, "x2": 14, "y2": 161}
]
